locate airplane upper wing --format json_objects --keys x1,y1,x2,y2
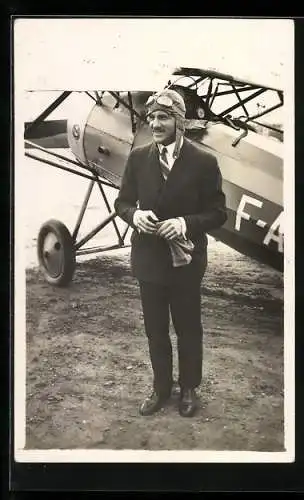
[{"x1": 172, "y1": 66, "x2": 283, "y2": 93}]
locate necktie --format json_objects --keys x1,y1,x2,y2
[{"x1": 159, "y1": 147, "x2": 170, "y2": 179}]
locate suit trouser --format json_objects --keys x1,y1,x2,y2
[{"x1": 139, "y1": 278, "x2": 203, "y2": 396}]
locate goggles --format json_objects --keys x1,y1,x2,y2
[{"x1": 146, "y1": 94, "x2": 174, "y2": 108}]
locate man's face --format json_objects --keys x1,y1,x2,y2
[{"x1": 147, "y1": 110, "x2": 176, "y2": 145}]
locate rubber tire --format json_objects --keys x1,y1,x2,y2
[{"x1": 37, "y1": 219, "x2": 76, "y2": 287}]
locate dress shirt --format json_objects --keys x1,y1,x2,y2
[{"x1": 158, "y1": 137, "x2": 184, "y2": 169}]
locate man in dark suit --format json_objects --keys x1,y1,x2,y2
[{"x1": 114, "y1": 89, "x2": 227, "y2": 417}]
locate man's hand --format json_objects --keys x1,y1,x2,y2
[
  {"x1": 156, "y1": 218, "x2": 183, "y2": 241},
  {"x1": 133, "y1": 210, "x2": 159, "y2": 234}
]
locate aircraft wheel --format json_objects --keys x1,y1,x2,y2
[{"x1": 37, "y1": 219, "x2": 76, "y2": 286}]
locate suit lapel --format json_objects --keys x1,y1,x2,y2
[{"x1": 143, "y1": 142, "x2": 165, "y2": 210}]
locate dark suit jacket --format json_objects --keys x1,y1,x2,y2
[{"x1": 114, "y1": 137, "x2": 227, "y2": 285}]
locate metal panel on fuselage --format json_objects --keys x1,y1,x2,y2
[
  {"x1": 198, "y1": 123, "x2": 283, "y2": 205},
  {"x1": 83, "y1": 104, "x2": 134, "y2": 186},
  {"x1": 67, "y1": 94, "x2": 135, "y2": 187}
]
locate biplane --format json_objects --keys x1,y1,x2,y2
[{"x1": 24, "y1": 66, "x2": 284, "y2": 286}]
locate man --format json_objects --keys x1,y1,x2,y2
[{"x1": 114, "y1": 89, "x2": 227, "y2": 417}]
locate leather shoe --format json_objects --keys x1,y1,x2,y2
[
  {"x1": 139, "y1": 391, "x2": 170, "y2": 416},
  {"x1": 179, "y1": 388, "x2": 198, "y2": 417}
]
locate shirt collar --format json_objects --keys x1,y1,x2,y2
[{"x1": 158, "y1": 137, "x2": 184, "y2": 158}]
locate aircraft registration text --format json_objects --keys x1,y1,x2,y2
[{"x1": 235, "y1": 194, "x2": 283, "y2": 253}]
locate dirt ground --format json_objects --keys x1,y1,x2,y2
[{"x1": 25, "y1": 241, "x2": 284, "y2": 452}]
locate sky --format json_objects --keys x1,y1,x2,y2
[{"x1": 14, "y1": 18, "x2": 293, "y2": 92}]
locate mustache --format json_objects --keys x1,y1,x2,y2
[{"x1": 152, "y1": 127, "x2": 165, "y2": 132}]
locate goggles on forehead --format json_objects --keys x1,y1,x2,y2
[{"x1": 146, "y1": 93, "x2": 174, "y2": 108}]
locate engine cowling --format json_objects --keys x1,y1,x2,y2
[{"x1": 67, "y1": 92, "x2": 152, "y2": 187}]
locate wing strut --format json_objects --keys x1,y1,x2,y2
[{"x1": 24, "y1": 91, "x2": 72, "y2": 137}]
